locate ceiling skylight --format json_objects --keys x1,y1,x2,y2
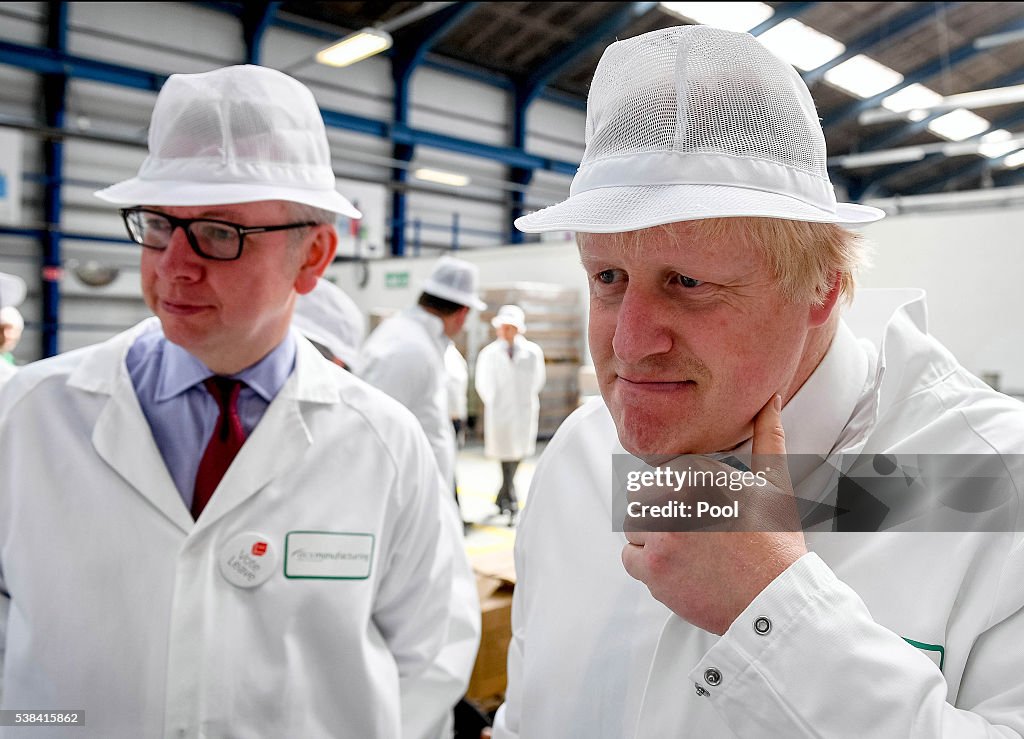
[
  {"x1": 757, "y1": 19, "x2": 845, "y2": 71},
  {"x1": 824, "y1": 55, "x2": 903, "y2": 98},
  {"x1": 978, "y1": 129, "x2": 1020, "y2": 159},
  {"x1": 659, "y1": 2, "x2": 774, "y2": 32},
  {"x1": 927, "y1": 109, "x2": 991, "y2": 141},
  {"x1": 881, "y1": 83, "x2": 944, "y2": 122}
]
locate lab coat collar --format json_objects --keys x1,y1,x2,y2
[
  {"x1": 153, "y1": 332, "x2": 296, "y2": 405},
  {"x1": 712, "y1": 289, "x2": 939, "y2": 489},
  {"x1": 405, "y1": 306, "x2": 449, "y2": 356},
  {"x1": 69, "y1": 319, "x2": 345, "y2": 534}
]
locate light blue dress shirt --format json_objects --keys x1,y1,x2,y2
[{"x1": 126, "y1": 327, "x2": 297, "y2": 508}]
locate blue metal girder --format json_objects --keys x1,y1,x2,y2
[
  {"x1": 508, "y1": 2, "x2": 658, "y2": 242},
  {"x1": 748, "y1": 2, "x2": 816, "y2": 36},
  {"x1": 803, "y1": 3, "x2": 955, "y2": 86},
  {"x1": 389, "y1": 3, "x2": 478, "y2": 254},
  {"x1": 391, "y1": 3, "x2": 478, "y2": 120},
  {"x1": 0, "y1": 40, "x2": 578, "y2": 173},
  {"x1": 242, "y1": 1, "x2": 281, "y2": 65},
  {"x1": 822, "y1": 16, "x2": 1024, "y2": 131},
  {"x1": 518, "y1": 2, "x2": 658, "y2": 110},
  {"x1": 0, "y1": 39, "x2": 166, "y2": 91},
  {"x1": 911, "y1": 105, "x2": 1024, "y2": 193},
  {"x1": 41, "y1": 0, "x2": 67, "y2": 358}
]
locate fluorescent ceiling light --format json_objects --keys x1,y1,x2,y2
[
  {"x1": 861, "y1": 83, "x2": 1024, "y2": 125},
  {"x1": 978, "y1": 129, "x2": 1019, "y2": 159},
  {"x1": 413, "y1": 168, "x2": 471, "y2": 187},
  {"x1": 659, "y1": 2, "x2": 774, "y2": 32},
  {"x1": 315, "y1": 28, "x2": 393, "y2": 68},
  {"x1": 1001, "y1": 149, "x2": 1024, "y2": 168},
  {"x1": 927, "y1": 109, "x2": 991, "y2": 141},
  {"x1": 881, "y1": 83, "x2": 943, "y2": 122},
  {"x1": 974, "y1": 27, "x2": 1024, "y2": 50},
  {"x1": 833, "y1": 147, "x2": 926, "y2": 168},
  {"x1": 824, "y1": 55, "x2": 903, "y2": 98},
  {"x1": 757, "y1": 19, "x2": 845, "y2": 71},
  {"x1": 829, "y1": 133, "x2": 1024, "y2": 169}
]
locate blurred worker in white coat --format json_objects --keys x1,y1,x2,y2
[
  {"x1": 361, "y1": 256, "x2": 487, "y2": 489},
  {"x1": 294, "y1": 275, "x2": 480, "y2": 738},
  {"x1": 493, "y1": 26, "x2": 1024, "y2": 738},
  {"x1": 474, "y1": 304, "x2": 545, "y2": 518},
  {"x1": 292, "y1": 276, "x2": 366, "y2": 372},
  {"x1": 444, "y1": 341, "x2": 470, "y2": 512},
  {"x1": 0, "y1": 272, "x2": 25, "y2": 388},
  {"x1": 0, "y1": 65, "x2": 474, "y2": 739}
]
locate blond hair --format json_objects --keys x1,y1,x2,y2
[{"x1": 579, "y1": 217, "x2": 869, "y2": 307}]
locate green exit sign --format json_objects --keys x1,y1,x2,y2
[{"x1": 385, "y1": 271, "x2": 409, "y2": 289}]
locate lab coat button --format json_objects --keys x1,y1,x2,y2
[
  {"x1": 753, "y1": 616, "x2": 772, "y2": 635},
  {"x1": 704, "y1": 667, "x2": 722, "y2": 686},
  {"x1": 694, "y1": 683, "x2": 710, "y2": 697}
]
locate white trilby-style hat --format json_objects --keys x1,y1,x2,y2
[
  {"x1": 421, "y1": 256, "x2": 487, "y2": 311},
  {"x1": 95, "y1": 65, "x2": 361, "y2": 217},
  {"x1": 293, "y1": 278, "x2": 366, "y2": 372},
  {"x1": 0, "y1": 272, "x2": 26, "y2": 309},
  {"x1": 491, "y1": 304, "x2": 527, "y2": 333},
  {"x1": 516, "y1": 26, "x2": 883, "y2": 233}
]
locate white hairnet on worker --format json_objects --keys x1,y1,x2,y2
[{"x1": 292, "y1": 277, "x2": 366, "y2": 373}]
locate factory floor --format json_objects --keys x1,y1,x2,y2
[{"x1": 455, "y1": 441, "x2": 545, "y2": 560}]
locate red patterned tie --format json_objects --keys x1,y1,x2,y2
[{"x1": 192, "y1": 377, "x2": 247, "y2": 519}]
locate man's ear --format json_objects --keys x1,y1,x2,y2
[
  {"x1": 295, "y1": 225, "x2": 338, "y2": 295},
  {"x1": 809, "y1": 271, "x2": 843, "y2": 327}
]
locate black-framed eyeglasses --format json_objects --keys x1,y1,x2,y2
[{"x1": 120, "y1": 207, "x2": 317, "y2": 261}]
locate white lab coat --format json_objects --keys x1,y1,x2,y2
[
  {"x1": 361, "y1": 307, "x2": 456, "y2": 487},
  {"x1": 474, "y1": 336, "x2": 545, "y2": 461},
  {"x1": 444, "y1": 344, "x2": 468, "y2": 422},
  {"x1": 0, "y1": 319, "x2": 478, "y2": 739},
  {"x1": 0, "y1": 362, "x2": 14, "y2": 390},
  {"x1": 494, "y1": 289, "x2": 1024, "y2": 738}
]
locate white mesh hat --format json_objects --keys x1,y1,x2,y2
[
  {"x1": 516, "y1": 26, "x2": 883, "y2": 233},
  {"x1": 0, "y1": 272, "x2": 25, "y2": 309},
  {"x1": 421, "y1": 256, "x2": 487, "y2": 311},
  {"x1": 491, "y1": 304, "x2": 527, "y2": 333},
  {"x1": 95, "y1": 65, "x2": 361, "y2": 217},
  {"x1": 293, "y1": 278, "x2": 366, "y2": 372}
]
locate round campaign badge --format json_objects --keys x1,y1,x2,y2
[{"x1": 218, "y1": 532, "x2": 278, "y2": 588}]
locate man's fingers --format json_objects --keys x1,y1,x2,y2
[{"x1": 751, "y1": 393, "x2": 792, "y2": 491}]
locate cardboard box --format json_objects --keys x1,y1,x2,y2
[{"x1": 465, "y1": 549, "x2": 516, "y2": 710}]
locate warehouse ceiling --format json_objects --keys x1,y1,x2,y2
[{"x1": 276, "y1": 1, "x2": 1024, "y2": 201}]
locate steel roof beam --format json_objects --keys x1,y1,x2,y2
[
  {"x1": 823, "y1": 17, "x2": 1024, "y2": 131},
  {"x1": 748, "y1": 2, "x2": 816, "y2": 36},
  {"x1": 803, "y1": 2, "x2": 956, "y2": 86}
]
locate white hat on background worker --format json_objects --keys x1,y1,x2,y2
[
  {"x1": 94, "y1": 64, "x2": 361, "y2": 217},
  {"x1": 0, "y1": 272, "x2": 26, "y2": 309},
  {"x1": 491, "y1": 304, "x2": 527, "y2": 333},
  {"x1": 293, "y1": 277, "x2": 366, "y2": 372},
  {"x1": 421, "y1": 256, "x2": 487, "y2": 311}
]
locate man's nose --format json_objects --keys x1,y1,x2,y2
[
  {"x1": 153, "y1": 225, "x2": 203, "y2": 278},
  {"x1": 611, "y1": 285, "x2": 673, "y2": 364}
]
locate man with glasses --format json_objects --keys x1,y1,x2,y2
[{"x1": 0, "y1": 65, "x2": 477, "y2": 738}]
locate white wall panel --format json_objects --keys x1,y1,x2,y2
[
  {"x1": 411, "y1": 67, "x2": 508, "y2": 146},
  {"x1": 0, "y1": 68, "x2": 40, "y2": 120},
  {"x1": 860, "y1": 208, "x2": 1024, "y2": 393},
  {"x1": 526, "y1": 98, "x2": 586, "y2": 163},
  {"x1": 68, "y1": 2, "x2": 243, "y2": 72},
  {"x1": 0, "y1": 2, "x2": 45, "y2": 45}
]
